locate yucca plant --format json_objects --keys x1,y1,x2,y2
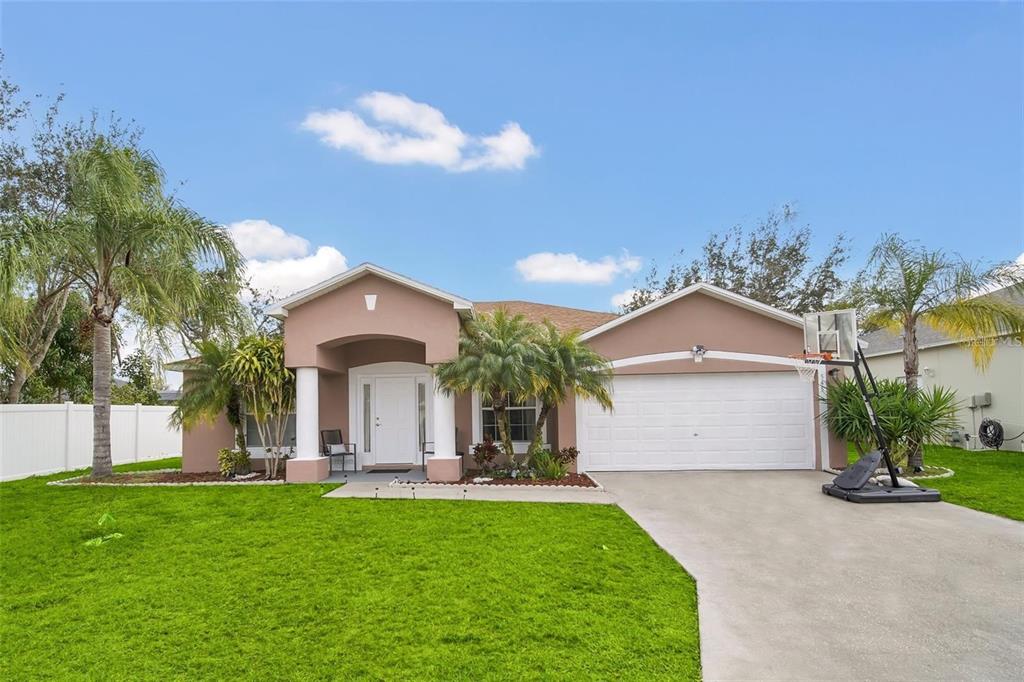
[{"x1": 824, "y1": 378, "x2": 960, "y2": 468}]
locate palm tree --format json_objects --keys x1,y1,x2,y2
[
  {"x1": 434, "y1": 310, "x2": 538, "y2": 460},
  {"x1": 527, "y1": 322, "x2": 613, "y2": 459},
  {"x1": 51, "y1": 139, "x2": 242, "y2": 477},
  {"x1": 223, "y1": 335, "x2": 294, "y2": 479},
  {"x1": 170, "y1": 340, "x2": 246, "y2": 454},
  {"x1": 856, "y1": 234, "x2": 1024, "y2": 468}
]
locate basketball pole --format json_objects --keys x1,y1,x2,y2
[{"x1": 849, "y1": 345, "x2": 902, "y2": 488}]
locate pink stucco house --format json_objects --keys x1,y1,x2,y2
[{"x1": 177, "y1": 263, "x2": 845, "y2": 482}]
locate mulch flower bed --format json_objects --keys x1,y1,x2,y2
[
  {"x1": 452, "y1": 471, "x2": 598, "y2": 488},
  {"x1": 49, "y1": 469, "x2": 285, "y2": 486}
]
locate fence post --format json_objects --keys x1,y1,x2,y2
[
  {"x1": 64, "y1": 401, "x2": 74, "y2": 471},
  {"x1": 134, "y1": 403, "x2": 142, "y2": 462}
]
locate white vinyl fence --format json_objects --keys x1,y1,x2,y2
[{"x1": 0, "y1": 403, "x2": 182, "y2": 481}]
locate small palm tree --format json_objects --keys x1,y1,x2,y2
[
  {"x1": 856, "y1": 234, "x2": 1024, "y2": 468},
  {"x1": 434, "y1": 310, "x2": 537, "y2": 459},
  {"x1": 527, "y1": 322, "x2": 613, "y2": 459},
  {"x1": 52, "y1": 139, "x2": 242, "y2": 477},
  {"x1": 223, "y1": 335, "x2": 294, "y2": 479},
  {"x1": 170, "y1": 340, "x2": 246, "y2": 454}
]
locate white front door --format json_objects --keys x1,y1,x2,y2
[{"x1": 373, "y1": 376, "x2": 418, "y2": 464}]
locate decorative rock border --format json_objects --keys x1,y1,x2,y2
[
  {"x1": 389, "y1": 478, "x2": 605, "y2": 491},
  {"x1": 902, "y1": 466, "x2": 955, "y2": 480},
  {"x1": 47, "y1": 469, "x2": 286, "y2": 487},
  {"x1": 823, "y1": 466, "x2": 954, "y2": 480}
]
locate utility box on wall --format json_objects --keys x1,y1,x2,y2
[{"x1": 969, "y1": 392, "x2": 992, "y2": 408}]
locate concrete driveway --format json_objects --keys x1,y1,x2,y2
[{"x1": 593, "y1": 471, "x2": 1024, "y2": 681}]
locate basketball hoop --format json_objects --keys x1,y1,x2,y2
[{"x1": 789, "y1": 352, "x2": 830, "y2": 383}]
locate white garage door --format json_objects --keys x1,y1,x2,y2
[{"x1": 577, "y1": 372, "x2": 815, "y2": 471}]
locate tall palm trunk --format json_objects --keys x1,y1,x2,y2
[
  {"x1": 902, "y1": 317, "x2": 924, "y2": 471},
  {"x1": 91, "y1": 316, "x2": 113, "y2": 477},
  {"x1": 527, "y1": 403, "x2": 552, "y2": 462},
  {"x1": 490, "y1": 391, "x2": 516, "y2": 463},
  {"x1": 226, "y1": 394, "x2": 247, "y2": 455}
]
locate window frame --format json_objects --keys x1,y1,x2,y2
[
  {"x1": 474, "y1": 393, "x2": 547, "y2": 453},
  {"x1": 241, "y1": 406, "x2": 298, "y2": 453}
]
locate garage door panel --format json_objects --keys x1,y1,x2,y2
[{"x1": 578, "y1": 372, "x2": 814, "y2": 471}]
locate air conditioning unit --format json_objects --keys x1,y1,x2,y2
[{"x1": 969, "y1": 393, "x2": 992, "y2": 408}]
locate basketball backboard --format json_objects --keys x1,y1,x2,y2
[{"x1": 802, "y1": 309, "x2": 858, "y2": 364}]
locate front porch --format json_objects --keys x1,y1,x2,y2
[{"x1": 286, "y1": 343, "x2": 466, "y2": 483}]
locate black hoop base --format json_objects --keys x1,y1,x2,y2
[{"x1": 822, "y1": 483, "x2": 940, "y2": 503}]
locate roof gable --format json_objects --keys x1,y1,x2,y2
[
  {"x1": 268, "y1": 263, "x2": 472, "y2": 319},
  {"x1": 580, "y1": 282, "x2": 801, "y2": 340}
]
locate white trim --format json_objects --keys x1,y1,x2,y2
[
  {"x1": 610, "y1": 349, "x2": 808, "y2": 370},
  {"x1": 268, "y1": 262, "x2": 473, "y2": 319},
  {"x1": 348, "y1": 361, "x2": 432, "y2": 466},
  {"x1": 817, "y1": 371, "x2": 830, "y2": 471},
  {"x1": 581, "y1": 282, "x2": 802, "y2": 340},
  {"x1": 294, "y1": 367, "x2": 320, "y2": 459},
  {"x1": 470, "y1": 390, "x2": 547, "y2": 454}
]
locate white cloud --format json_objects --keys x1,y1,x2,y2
[
  {"x1": 301, "y1": 92, "x2": 538, "y2": 172},
  {"x1": 610, "y1": 288, "x2": 637, "y2": 309},
  {"x1": 515, "y1": 252, "x2": 642, "y2": 285},
  {"x1": 225, "y1": 219, "x2": 349, "y2": 298},
  {"x1": 245, "y1": 246, "x2": 349, "y2": 299},
  {"x1": 226, "y1": 219, "x2": 310, "y2": 259}
]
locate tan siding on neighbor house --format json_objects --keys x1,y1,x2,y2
[{"x1": 866, "y1": 341, "x2": 1024, "y2": 452}]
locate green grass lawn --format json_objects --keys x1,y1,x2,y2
[
  {"x1": 0, "y1": 459, "x2": 700, "y2": 680},
  {"x1": 848, "y1": 444, "x2": 1024, "y2": 522}
]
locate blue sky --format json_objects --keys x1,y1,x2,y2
[{"x1": 4, "y1": 1, "x2": 1022, "y2": 313}]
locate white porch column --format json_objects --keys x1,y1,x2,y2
[
  {"x1": 431, "y1": 386, "x2": 457, "y2": 458},
  {"x1": 294, "y1": 367, "x2": 320, "y2": 459}
]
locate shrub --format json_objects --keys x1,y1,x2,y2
[
  {"x1": 824, "y1": 378, "x2": 960, "y2": 467},
  {"x1": 217, "y1": 448, "x2": 251, "y2": 478},
  {"x1": 472, "y1": 436, "x2": 500, "y2": 470},
  {"x1": 531, "y1": 449, "x2": 569, "y2": 480},
  {"x1": 556, "y1": 446, "x2": 579, "y2": 464}
]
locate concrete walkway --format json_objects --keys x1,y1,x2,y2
[
  {"x1": 322, "y1": 481, "x2": 615, "y2": 504},
  {"x1": 593, "y1": 471, "x2": 1024, "y2": 682}
]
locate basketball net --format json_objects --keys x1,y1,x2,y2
[{"x1": 790, "y1": 353, "x2": 829, "y2": 383}]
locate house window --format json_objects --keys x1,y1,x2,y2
[
  {"x1": 244, "y1": 413, "x2": 297, "y2": 449},
  {"x1": 417, "y1": 380, "x2": 427, "y2": 452},
  {"x1": 482, "y1": 397, "x2": 537, "y2": 442},
  {"x1": 362, "y1": 383, "x2": 372, "y2": 453}
]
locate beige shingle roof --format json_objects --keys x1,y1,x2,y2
[{"x1": 474, "y1": 300, "x2": 618, "y2": 334}]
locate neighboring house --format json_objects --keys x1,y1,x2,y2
[
  {"x1": 158, "y1": 388, "x2": 182, "y2": 404},
  {"x1": 174, "y1": 262, "x2": 844, "y2": 481},
  {"x1": 861, "y1": 286, "x2": 1024, "y2": 452}
]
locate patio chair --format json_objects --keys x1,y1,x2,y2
[{"x1": 321, "y1": 429, "x2": 357, "y2": 473}]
